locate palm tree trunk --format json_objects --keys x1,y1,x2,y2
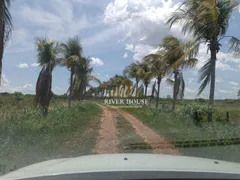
[
  {"x1": 68, "y1": 69, "x2": 74, "y2": 108},
  {"x1": 78, "y1": 76, "x2": 85, "y2": 101},
  {"x1": 208, "y1": 44, "x2": 217, "y2": 122},
  {"x1": 144, "y1": 83, "x2": 148, "y2": 97},
  {"x1": 172, "y1": 72, "x2": 178, "y2": 112},
  {"x1": 0, "y1": 1, "x2": 4, "y2": 85},
  {"x1": 136, "y1": 79, "x2": 139, "y2": 97},
  {"x1": 156, "y1": 77, "x2": 161, "y2": 109}
]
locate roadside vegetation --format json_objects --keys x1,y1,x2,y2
[
  {"x1": 0, "y1": 93, "x2": 101, "y2": 175},
  {"x1": 122, "y1": 100, "x2": 240, "y2": 162}
]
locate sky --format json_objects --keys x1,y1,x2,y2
[{"x1": 1, "y1": 0, "x2": 240, "y2": 99}]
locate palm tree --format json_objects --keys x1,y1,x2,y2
[
  {"x1": 0, "y1": 0, "x2": 13, "y2": 84},
  {"x1": 166, "y1": 70, "x2": 185, "y2": 102},
  {"x1": 167, "y1": 0, "x2": 240, "y2": 120},
  {"x1": 120, "y1": 76, "x2": 133, "y2": 97},
  {"x1": 73, "y1": 57, "x2": 100, "y2": 101},
  {"x1": 124, "y1": 62, "x2": 141, "y2": 97},
  {"x1": 160, "y1": 36, "x2": 198, "y2": 111},
  {"x1": 59, "y1": 36, "x2": 82, "y2": 108},
  {"x1": 108, "y1": 77, "x2": 116, "y2": 97},
  {"x1": 111, "y1": 75, "x2": 124, "y2": 97},
  {"x1": 35, "y1": 37, "x2": 59, "y2": 116},
  {"x1": 143, "y1": 52, "x2": 167, "y2": 108},
  {"x1": 137, "y1": 62, "x2": 153, "y2": 98}
]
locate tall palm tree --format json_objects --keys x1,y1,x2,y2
[
  {"x1": 120, "y1": 76, "x2": 133, "y2": 97},
  {"x1": 166, "y1": 70, "x2": 185, "y2": 102},
  {"x1": 160, "y1": 36, "x2": 198, "y2": 111},
  {"x1": 112, "y1": 75, "x2": 124, "y2": 97},
  {"x1": 59, "y1": 36, "x2": 82, "y2": 108},
  {"x1": 167, "y1": 0, "x2": 240, "y2": 120},
  {"x1": 137, "y1": 62, "x2": 153, "y2": 98},
  {"x1": 0, "y1": 0, "x2": 13, "y2": 84},
  {"x1": 35, "y1": 37, "x2": 59, "y2": 116},
  {"x1": 124, "y1": 62, "x2": 141, "y2": 97},
  {"x1": 73, "y1": 57, "x2": 100, "y2": 101},
  {"x1": 143, "y1": 52, "x2": 167, "y2": 108},
  {"x1": 108, "y1": 77, "x2": 116, "y2": 97}
]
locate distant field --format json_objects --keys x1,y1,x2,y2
[{"x1": 0, "y1": 94, "x2": 101, "y2": 175}]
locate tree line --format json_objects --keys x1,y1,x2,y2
[
  {"x1": 1, "y1": 1, "x2": 240, "y2": 121},
  {"x1": 88, "y1": 0, "x2": 240, "y2": 122}
]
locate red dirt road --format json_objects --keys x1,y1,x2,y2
[
  {"x1": 95, "y1": 106, "x2": 118, "y2": 154},
  {"x1": 95, "y1": 105, "x2": 179, "y2": 155},
  {"x1": 120, "y1": 110, "x2": 180, "y2": 155}
]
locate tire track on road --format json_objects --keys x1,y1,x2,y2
[
  {"x1": 94, "y1": 106, "x2": 118, "y2": 154},
  {"x1": 119, "y1": 110, "x2": 180, "y2": 155}
]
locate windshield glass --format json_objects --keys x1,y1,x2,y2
[{"x1": 1, "y1": 0, "x2": 240, "y2": 176}]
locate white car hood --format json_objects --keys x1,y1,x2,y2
[{"x1": 1, "y1": 154, "x2": 240, "y2": 180}]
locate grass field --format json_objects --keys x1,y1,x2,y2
[
  {"x1": 1, "y1": 94, "x2": 240, "y2": 174},
  {"x1": 122, "y1": 103, "x2": 240, "y2": 163},
  {"x1": 0, "y1": 94, "x2": 101, "y2": 175}
]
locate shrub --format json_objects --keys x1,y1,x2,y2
[
  {"x1": 224, "y1": 99, "x2": 234, "y2": 104},
  {"x1": 195, "y1": 98, "x2": 206, "y2": 103},
  {"x1": 180, "y1": 103, "x2": 209, "y2": 125}
]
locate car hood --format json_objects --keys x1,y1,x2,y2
[{"x1": 1, "y1": 154, "x2": 240, "y2": 180}]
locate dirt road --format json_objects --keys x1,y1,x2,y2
[
  {"x1": 95, "y1": 106, "x2": 118, "y2": 154},
  {"x1": 94, "y1": 105, "x2": 179, "y2": 155}
]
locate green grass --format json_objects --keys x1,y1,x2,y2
[
  {"x1": 0, "y1": 96, "x2": 101, "y2": 175},
  {"x1": 116, "y1": 112, "x2": 151, "y2": 153},
  {"x1": 122, "y1": 106, "x2": 240, "y2": 163}
]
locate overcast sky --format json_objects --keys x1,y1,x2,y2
[{"x1": 1, "y1": 0, "x2": 240, "y2": 99}]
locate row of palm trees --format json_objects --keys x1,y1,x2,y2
[
  {"x1": 35, "y1": 36, "x2": 100, "y2": 116},
  {"x1": 89, "y1": 36, "x2": 197, "y2": 111},
  {"x1": 0, "y1": 0, "x2": 240, "y2": 121},
  {"x1": 90, "y1": 0, "x2": 240, "y2": 122}
]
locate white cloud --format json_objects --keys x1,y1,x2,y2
[
  {"x1": 1, "y1": 74, "x2": 10, "y2": 87},
  {"x1": 185, "y1": 88, "x2": 196, "y2": 93},
  {"x1": 229, "y1": 81, "x2": 239, "y2": 86},
  {"x1": 90, "y1": 57, "x2": 104, "y2": 66},
  {"x1": 232, "y1": 86, "x2": 239, "y2": 91},
  {"x1": 188, "y1": 78, "x2": 194, "y2": 84},
  {"x1": 31, "y1": 63, "x2": 40, "y2": 67},
  {"x1": 104, "y1": 0, "x2": 183, "y2": 61},
  {"x1": 218, "y1": 89, "x2": 233, "y2": 94},
  {"x1": 123, "y1": 52, "x2": 128, "y2": 58},
  {"x1": 216, "y1": 77, "x2": 224, "y2": 83},
  {"x1": 16, "y1": 63, "x2": 29, "y2": 69},
  {"x1": 196, "y1": 44, "x2": 237, "y2": 71},
  {"x1": 7, "y1": 0, "x2": 101, "y2": 53},
  {"x1": 82, "y1": 27, "x2": 118, "y2": 47},
  {"x1": 125, "y1": 43, "x2": 158, "y2": 61},
  {"x1": 53, "y1": 86, "x2": 66, "y2": 95},
  {"x1": 0, "y1": 75, "x2": 34, "y2": 94},
  {"x1": 22, "y1": 84, "x2": 33, "y2": 89}
]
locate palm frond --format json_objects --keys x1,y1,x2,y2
[
  {"x1": 228, "y1": 36, "x2": 240, "y2": 57},
  {"x1": 177, "y1": 72, "x2": 185, "y2": 99},
  {"x1": 4, "y1": 1, "x2": 13, "y2": 43},
  {"x1": 166, "y1": 78, "x2": 174, "y2": 87},
  {"x1": 198, "y1": 59, "x2": 212, "y2": 95}
]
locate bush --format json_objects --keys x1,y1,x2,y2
[
  {"x1": 180, "y1": 103, "x2": 209, "y2": 125},
  {"x1": 224, "y1": 99, "x2": 234, "y2": 104},
  {"x1": 195, "y1": 98, "x2": 206, "y2": 103}
]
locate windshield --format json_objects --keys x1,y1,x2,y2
[{"x1": 1, "y1": 0, "x2": 240, "y2": 177}]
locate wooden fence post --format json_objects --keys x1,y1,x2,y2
[{"x1": 226, "y1": 112, "x2": 230, "y2": 122}]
